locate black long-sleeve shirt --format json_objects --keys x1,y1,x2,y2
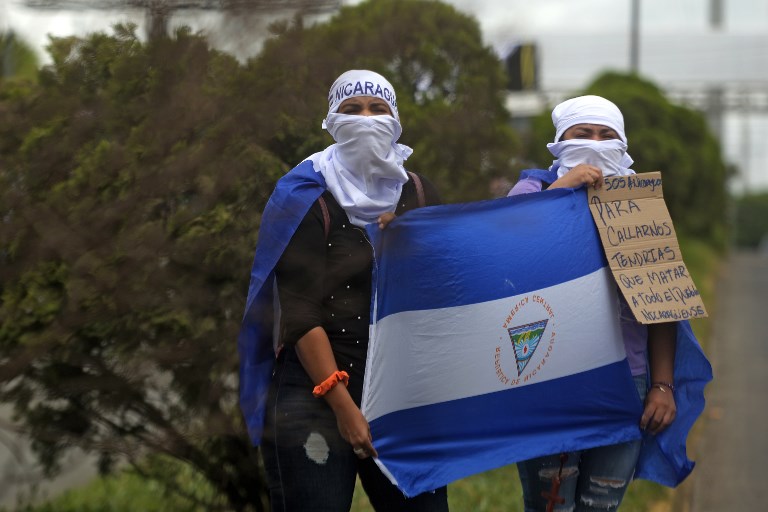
[{"x1": 274, "y1": 174, "x2": 440, "y2": 402}]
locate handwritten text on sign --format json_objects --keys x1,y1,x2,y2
[{"x1": 587, "y1": 172, "x2": 707, "y2": 324}]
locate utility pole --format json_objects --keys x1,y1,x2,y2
[
  {"x1": 1, "y1": 32, "x2": 15, "y2": 79},
  {"x1": 710, "y1": 0, "x2": 724, "y2": 30},
  {"x1": 629, "y1": 0, "x2": 640, "y2": 74},
  {"x1": 740, "y1": 112, "x2": 751, "y2": 193}
]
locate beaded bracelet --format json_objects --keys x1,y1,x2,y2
[
  {"x1": 651, "y1": 381, "x2": 675, "y2": 393},
  {"x1": 312, "y1": 370, "x2": 350, "y2": 398}
]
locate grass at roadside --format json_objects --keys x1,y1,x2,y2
[
  {"x1": 677, "y1": 235, "x2": 720, "y2": 344},
  {"x1": 353, "y1": 465, "x2": 673, "y2": 511},
  {"x1": 665, "y1": 235, "x2": 721, "y2": 512},
  {"x1": 352, "y1": 464, "x2": 524, "y2": 512},
  {"x1": 351, "y1": 461, "x2": 670, "y2": 512},
  {"x1": 4, "y1": 458, "x2": 221, "y2": 512}
]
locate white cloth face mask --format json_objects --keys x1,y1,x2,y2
[
  {"x1": 314, "y1": 113, "x2": 410, "y2": 227},
  {"x1": 324, "y1": 113, "x2": 403, "y2": 169},
  {"x1": 547, "y1": 139, "x2": 633, "y2": 177}
]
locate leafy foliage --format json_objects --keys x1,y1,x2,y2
[
  {"x1": 1, "y1": 31, "x2": 40, "y2": 83},
  {"x1": 7, "y1": 454, "x2": 222, "y2": 512},
  {"x1": 523, "y1": 72, "x2": 729, "y2": 248},
  {"x1": 0, "y1": 1, "x2": 516, "y2": 509},
  {"x1": 733, "y1": 191, "x2": 768, "y2": 248},
  {"x1": 1, "y1": 23, "x2": 271, "y2": 512},
  {"x1": 242, "y1": 0, "x2": 518, "y2": 201}
]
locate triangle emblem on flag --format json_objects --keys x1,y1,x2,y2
[{"x1": 507, "y1": 319, "x2": 549, "y2": 376}]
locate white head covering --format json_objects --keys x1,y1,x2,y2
[
  {"x1": 548, "y1": 95, "x2": 635, "y2": 177},
  {"x1": 307, "y1": 70, "x2": 410, "y2": 227},
  {"x1": 551, "y1": 95, "x2": 627, "y2": 143},
  {"x1": 325, "y1": 69, "x2": 400, "y2": 122}
]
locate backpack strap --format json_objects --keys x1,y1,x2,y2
[
  {"x1": 317, "y1": 195, "x2": 331, "y2": 241},
  {"x1": 407, "y1": 171, "x2": 426, "y2": 208}
]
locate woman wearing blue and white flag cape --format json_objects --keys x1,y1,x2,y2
[
  {"x1": 508, "y1": 95, "x2": 712, "y2": 511},
  {"x1": 238, "y1": 70, "x2": 448, "y2": 511}
]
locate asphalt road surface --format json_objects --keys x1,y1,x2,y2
[{"x1": 691, "y1": 250, "x2": 768, "y2": 511}]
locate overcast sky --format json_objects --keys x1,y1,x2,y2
[
  {"x1": 449, "y1": 0, "x2": 768, "y2": 36},
  {"x1": 2, "y1": 0, "x2": 767, "y2": 191},
  {"x1": 4, "y1": 0, "x2": 767, "y2": 86}
]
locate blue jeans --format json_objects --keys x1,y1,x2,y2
[
  {"x1": 517, "y1": 375, "x2": 647, "y2": 512},
  {"x1": 261, "y1": 348, "x2": 449, "y2": 512}
]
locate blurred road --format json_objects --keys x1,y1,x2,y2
[
  {"x1": 691, "y1": 250, "x2": 768, "y2": 511},
  {"x1": 0, "y1": 404, "x2": 99, "y2": 509}
]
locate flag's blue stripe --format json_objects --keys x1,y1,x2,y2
[
  {"x1": 369, "y1": 360, "x2": 642, "y2": 497},
  {"x1": 368, "y1": 188, "x2": 607, "y2": 321}
]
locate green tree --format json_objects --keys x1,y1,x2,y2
[
  {"x1": 242, "y1": 0, "x2": 518, "y2": 202},
  {"x1": 1, "y1": 31, "x2": 39, "y2": 83},
  {"x1": 0, "y1": 1, "x2": 517, "y2": 509},
  {"x1": 524, "y1": 72, "x2": 728, "y2": 247},
  {"x1": 733, "y1": 191, "x2": 768, "y2": 248},
  {"x1": 1, "y1": 24, "x2": 270, "y2": 512}
]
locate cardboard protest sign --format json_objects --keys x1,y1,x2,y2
[{"x1": 588, "y1": 172, "x2": 708, "y2": 324}]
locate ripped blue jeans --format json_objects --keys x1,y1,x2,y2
[
  {"x1": 517, "y1": 375, "x2": 647, "y2": 512},
  {"x1": 261, "y1": 348, "x2": 448, "y2": 512}
]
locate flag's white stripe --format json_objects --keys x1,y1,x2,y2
[{"x1": 363, "y1": 267, "x2": 624, "y2": 422}]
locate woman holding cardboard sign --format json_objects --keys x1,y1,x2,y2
[{"x1": 508, "y1": 95, "x2": 677, "y2": 511}]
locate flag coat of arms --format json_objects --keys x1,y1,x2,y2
[{"x1": 363, "y1": 187, "x2": 711, "y2": 496}]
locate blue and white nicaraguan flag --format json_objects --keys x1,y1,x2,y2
[{"x1": 363, "y1": 186, "x2": 712, "y2": 497}]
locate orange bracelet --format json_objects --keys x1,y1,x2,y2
[{"x1": 312, "y1": 371, "x2": 350, "y2": 398}]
